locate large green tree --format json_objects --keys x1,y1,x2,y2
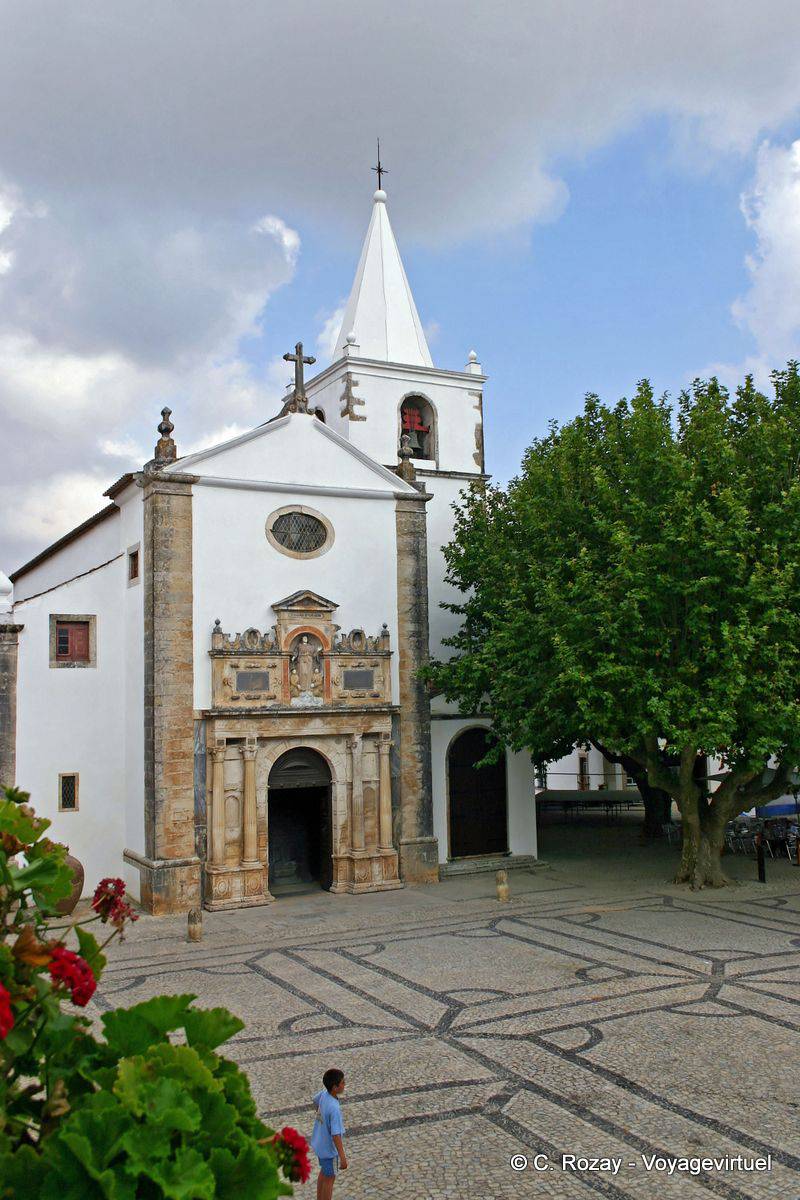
[{"x1": 427, "y1": 366, "x2": 800, "y2": 888}]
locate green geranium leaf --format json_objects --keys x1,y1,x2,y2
[
  {"x1": 9, "y1": 857, "x2": 62, "y2": 890},
  {"x1": 114, "y1": 1060, "x2": 202, "y2": 1133},
  {"x1": 0, "y1": 1144, "x2": 49, "y2": 1199},
  {"x1": 0, "y1": 795, "x2": 49, "y2": 843},
  {"x1": 209, "y1": 1142, "x2": 291, "y2": 1200},
  {"x1": 143, "y1": 1147, "x2": 216, "y2": 1200},
  {"x1": 102, "y1": 994, "x2": 196, "y2": 1055},
  {"x1": 75, "y1": 926, "x2": 107, "y2": 980},
  {"x1": 144, "y1": 1042, "x2": 221, "y2": 1092},
  {"x1": 184, "y1": 1006, "x2": 244, "y2": 1051}
]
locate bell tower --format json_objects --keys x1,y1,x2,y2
[{"x1": 305, "y1": 186, "x2": 487, "y2": 480}]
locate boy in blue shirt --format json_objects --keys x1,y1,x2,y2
[{"x1": 310, "y1": 1068, "x2": 348, "y2": 1197}]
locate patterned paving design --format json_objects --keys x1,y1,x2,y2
[{"x1": 92, "y1": 880, "x2": 800, "y2": 1198}]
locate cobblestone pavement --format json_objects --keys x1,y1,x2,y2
[{"x1": 92, "y1": 847, "x2": 800, "y2": 1199}]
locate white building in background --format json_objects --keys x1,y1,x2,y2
[{"x1": 1, "y1": 185, "x2": 539, "y2": 913}]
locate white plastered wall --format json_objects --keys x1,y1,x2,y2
[
  {"x1": 431, "y1": 717, "x2": 537, "y2": 864},
  {"x1": 117, "y1": 486, "x2": 145, "y2": 897},
  {"x1": 306, "y1": 358, "x2": 484, "y2": 475},
  {"x1": 13, "y1": 517, "x2": 129, "y2": 893},
  {"x1": 190, "y1": 489, "x2": 401, "y2": 710}
]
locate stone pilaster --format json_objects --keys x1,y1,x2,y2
[
  {"x1": 378, "y1": 734, "x2": 393, "y2": 850},
  {"x1": 240, "y1": 740, "x2": 258, "y2": 865},
  {"x1": 126, "y1": 472, "x2": 201, "y2": 914},
  {"x1": 0, "y1": 623, "x2": 23, "y2": 791},
  {"x1": 395, "y1": 493, "x2": 439, "y2": 883},
  {"x1": 350, "y1": 733, "x2": 365, "y2": 851}
]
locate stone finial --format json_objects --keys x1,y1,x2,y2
[
  {"x1": 0, "y1": 570, "x2": 12, "y2": 616},
  {"x1": 395, "y1": 433, "x2": 416, "y2": 483},
  {"x1": 154, "y1": 406, "x2": 177, "y2": 464},
  {"x1": 466, "y1": 349, "x2": 482, "y2": 375}
]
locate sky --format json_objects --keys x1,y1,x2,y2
[{"x1": 2, "y1": 1, "x2": 800, "y2": 569}]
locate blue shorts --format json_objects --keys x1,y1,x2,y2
[{"x1": 318, "y1": 1157, "x2": 338, "y2": 1178}]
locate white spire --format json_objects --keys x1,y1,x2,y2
[{"x1": 334, "y1": 189, "x2": 433, "y2": 367}]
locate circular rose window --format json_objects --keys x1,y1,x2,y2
[{"x1": 265, "y1": 505, "x2": 334, "y2": 559}]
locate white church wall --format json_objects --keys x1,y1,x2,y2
[
  {"x1": 423, "y1": 474, "x2": 473, "y2": 670},
  {"x1": 190, "y1": 482, "x2": 400, "y2": 709},
  {"x1": 306, "y1": 360, "x2": 484, "y2": 476},
  {"x1": 431, "y1": 717, "x2": 537, "y2": 863},
  {"x1": 12, "y1": 509, "x2": 121, "y2": 603},
  {"x1": 118, "y1": 487, "x2": 145, "y2": 897},
  {"x1": 13, "y1": 555, "x2": 127, "y2": 894},
  {"x1": 175, "y1": 413, "x2": 406, "y2": 495}
]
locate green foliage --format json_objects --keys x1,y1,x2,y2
[
  {"x1": 0, "y1": 789, "x2": 303, "y2": 1197},
  {"x1": 427, "y1": 365, "x2": 800, "y2": 883}
]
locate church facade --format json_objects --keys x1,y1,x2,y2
[{"x1": 0, "y1": 187, "x2": 537, "y2": 914}]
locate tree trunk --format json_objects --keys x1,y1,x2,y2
[
  {"x1": 673, "y1": 798, "x2": 729, "y2": 889},
  {"x1": 639, "y1": 780, "x2": 672, "y2": 840}
]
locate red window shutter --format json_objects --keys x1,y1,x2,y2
[{"x1": 71, "y1": 623, "x2": 90, "y2": 661}]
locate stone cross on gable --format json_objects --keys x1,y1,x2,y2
[{"x1": 283, "y1": 341, "x2": 316, "y2": 412}]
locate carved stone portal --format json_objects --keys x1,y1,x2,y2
[{"x1": 202, "y1": 592, "x2": 402, "y2": 908}]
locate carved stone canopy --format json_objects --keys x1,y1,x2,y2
[{"x1": 209, "y1": 592, "x2": 393, "y2": 711}]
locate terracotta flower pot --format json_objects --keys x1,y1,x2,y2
[{"x1": 56, "y1": 853, "x2": 85, "y2": 915}]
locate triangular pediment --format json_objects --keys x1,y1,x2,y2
[
  {"x1": 271, "y1": 590, "x2": 338, "y2": 614},
  {"x1": 165, "y1": 411, "x2": 418, "y2": 494}
]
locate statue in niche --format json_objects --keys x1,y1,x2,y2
[{"x1": 290, "y1": 634, "x2": 323, "y2": 706}]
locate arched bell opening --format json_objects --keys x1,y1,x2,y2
[
  {"x1": 268, "y1": 748, "x2": 333, "y2": 892},
  {"x1": 399, "y1": 394, "x2": 436, "y2": 461},
  {"x1": 447, "y1": 727, "x2": 508, "y2": 859}
]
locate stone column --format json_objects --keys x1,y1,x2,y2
[
  {"x1": 240, "y1": 740, "x2": 258, "y2": 866},
  {"x1": 0, "y1": 623, "x2": 23, "y2": 791},
  {"x1": 395, "y1": 492, "x2": 439, "y2": 883},
  {"x1": 378, "y1": 734, "x2": 394, "y2": 850},
  {"x1": 125, "y1": 471, "x2": 201, "y2": 914},
  {"x1": 210, "y1": 744, "x2": 226, "y2": 867},
  {"x1": 350, "y1": 734, "x2": 365, "y2": 851}
]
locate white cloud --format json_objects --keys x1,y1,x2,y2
[
  {"x1": 732, "y1": 141, "x2": 800, "y2": 364},
  {"x1": 315, "y1": 303, "x2": 346, "y2": 362},
  {"x1": 2, "y1": 4, "x2": 800, "y2": 563},
  {"x1": 0, "y1": 470, "x2": 112, "y2": 548},
  {"x1": 702, "y1": 140, "x2": 800, "y2": 388}
]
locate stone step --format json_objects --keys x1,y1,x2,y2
[{"x1": 439, "y1": 854, "x2": 545, "y2": 878}]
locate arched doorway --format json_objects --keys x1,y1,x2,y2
[
  {"x1": 448, "y1": 727, "x2": 508, "y2": 858},
  {"x1": 268, "y1": 748, "x2": 333, "y2": 892}
]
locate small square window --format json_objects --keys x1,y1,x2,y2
[
  {"x1": 56, "y1": 621, "x2": 90, "y2": 663},
  {"x1": 59, "y1": 773, "x2": 79, "y2": 812},
  {"x1": 128, "y1": 549, "x2": 139, "y2": 582},
  {"x1": 49, "y1": 614, "x2": 97, "y2": 668}
]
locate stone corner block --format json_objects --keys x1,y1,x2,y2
[
  {"x1": 124, "y1": 849, "x2": 201, "y2": 915},
  {"x1": 399, "y1": 836, "x2": 440, "y2": 884}
]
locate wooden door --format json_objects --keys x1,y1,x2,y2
[{"x1": 448, "y1": 728, "x2": 508, "y2": 858}]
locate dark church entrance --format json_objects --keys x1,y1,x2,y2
[
  {"x1": 268, "y1": 748, "x2": 333, "y2": 893},
  {"x1": 448, "y1": 727, "x2": 508, "y2": 858}
]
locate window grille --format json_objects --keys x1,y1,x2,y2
[
  {"x1": 59, "y1": 774, "x2": 78, "y2": 811},
  {"x1": 271, "y1": 511, "x2": 328, "y2": 554}
]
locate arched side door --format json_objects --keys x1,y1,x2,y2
[
  {"x1": 448, "y1": 728, "x2": 508, "y2": 858},
  {"x1": 268, "y1": 748, "x2": 333, "y2": 890}
]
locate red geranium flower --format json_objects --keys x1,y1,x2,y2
[
  {"x1": 49, "y1": 946, "x2": 96, "y2": 1006},
  {"x1": 92, "y1": 877, "x2": 138, "y2": 928},
  {"x1": 0, "y1": 983, "x2": 14, "y2": 1039},
  {"x1": 272, "y1": 1126, "x2": 311, "y2": 1183}
]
